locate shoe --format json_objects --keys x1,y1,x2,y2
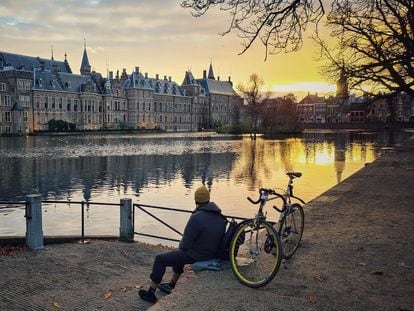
[
  {"x1": 138, "y1": 289, "x2": 157, "y2": 303},
  {"x1": 158, "y1": 282, "x2": 174, "y2": 294}
]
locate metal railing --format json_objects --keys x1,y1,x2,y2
[
  {"x1": 0, "y1": 199, "x2": 121, "y2": 243},
  {"x1": 0, "y1": 201, "x2": 26, "y2": 209},
  {"x1": 42, "y1": 200, "x2": 121, "y2": 242},
  {"x1": 133, "y1": 203, "x2": 247, "y2": 243}
]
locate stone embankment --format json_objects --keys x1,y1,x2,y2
[{"x1": 1, "y1": 137, "x2": 413, "y2": 310}]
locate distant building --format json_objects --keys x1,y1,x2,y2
[
  {"x1": 0, "y1": 48, "x2": 241, "y2": 135},
  {"x1": 297, "y1": 93, "x2": 326, "y2": 123}
]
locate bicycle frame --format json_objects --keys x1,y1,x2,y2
[{"x1": 247, "y1": 173, "x2": 306, "y2": 232}]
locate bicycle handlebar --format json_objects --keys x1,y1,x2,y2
[
  {"x1": 247, "y1": 188, "x2": 287, "y2": 206},
  {"x1": 247, "y1": 196, "x2": 260, "y2": 204}
]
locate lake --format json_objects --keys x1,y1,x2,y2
[{"x1": 0, "y1": 129, "x2": 412, "y2": 244}]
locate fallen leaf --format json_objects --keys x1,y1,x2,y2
[
  {"x1": 308, "y1": 293, "x2": 317, "y2": 304},
  {"x1": 52, "y1": 302, "x2": 61, "y2": 309},
  {"x1": 358, "y1": 262, "x2": 367, "y2": 266},
  {"x1": 135, "y1": 285, "x2": 143, "y2": 289},
  {"x1": 67, "y1": 265, "x2": 76, "y2": 270},
  {"x1": 314, "y1": 275, "x2": 325, "y2": 282},
  {"x1": 104, "y1": 291, "x2": 112, "y2": 300},
  {"x1": 122, "y1": 287, "x2": 128, "y2": 292}
]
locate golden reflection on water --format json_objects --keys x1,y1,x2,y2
[{"x1": 230, "y1": 136, "x2": 376, "y2": 203}]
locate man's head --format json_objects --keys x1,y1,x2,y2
[{"x1": 194, "y1": 186, "x2": 210, "y2": 204}]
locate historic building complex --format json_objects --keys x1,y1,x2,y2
[{"x1": 0, "y1": 46, "x2": 242, "y2": 134}]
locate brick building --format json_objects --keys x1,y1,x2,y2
[{"x1": 0, "y1": 47, "x2": 241, "y2": 135}]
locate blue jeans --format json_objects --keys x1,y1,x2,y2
[{"x1": 150, "y1": 250, "x2": 196, "y2": 284}]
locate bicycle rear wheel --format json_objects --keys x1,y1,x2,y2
[
  {"x1": 230, "y1": 219, "x2": 282, "y2": 288},
  {"x1": 280, "y1": 203, "x2": 304, "y2": 259}
]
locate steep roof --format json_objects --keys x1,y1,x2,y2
[
  {"x1": 182, "y1": 71, "x2": 197, "y2": 85},
  {"x1": 33, "y1": 68, "x2": 64, "y2": 91},
  {"x1": 58, "y1": 72, "x2": 97, "y2": 93},
  {"x1": 33, "y1": 68, "x2": 100, "y2": 93},
  {"x1": 0, "y1": 51, "x2": 71, "y2": 73},
  {"x1": 123, "y1": 71, "x2": 188, "y2": 96},
  {"x1": 197, "y1": 78, "x2": 238, "y2": 96}
]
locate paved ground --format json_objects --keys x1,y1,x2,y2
[{"x1": 1, "y1": 137, "x2": 414, "y2": 311}]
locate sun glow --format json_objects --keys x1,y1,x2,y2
[{"x1": 270, "y1": 82, "x2": 336, "y2": 94}]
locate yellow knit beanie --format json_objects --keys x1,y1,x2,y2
[{"x1": 194, "y1": 186, "x2": 210, "y2": 204}]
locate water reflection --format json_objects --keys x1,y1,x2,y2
[{"x1": 0, "y1": 130, "x2": 411, "y2": 238}]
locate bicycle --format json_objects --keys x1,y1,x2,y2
[{"x1": 229, "y1": 172, "x2": 305, "y2": 288}]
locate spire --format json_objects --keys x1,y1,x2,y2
[
  {"x1": 80, "y1": 38, "x2": 91, "y2": 75},
  {"x1": 63, "y1": 52, "x2": 72, "y2": 73},
  {"x1": 51, "y1": 45, "x2": 54, "y2": 60},
  {"x1": 208, "y1": 61, "x2": 215, "y2": 80}
]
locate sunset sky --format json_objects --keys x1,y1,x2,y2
[{"x1": 0, "y1": 0, "x2": 336, "y2": 98}]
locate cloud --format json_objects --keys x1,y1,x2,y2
[{"x1": 0, "y1": 0, "x2": 226, "y2": 46}]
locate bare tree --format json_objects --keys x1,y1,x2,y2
[
  {"x1": 181, "y1": 0, "x2": 325, "y2": 60},
  {"x1": 237, "y1": 73, "x2": 270, "y2": 138},
  {"x1": 317, "y1": 0, "x2": 414, "y2": 97},
  {"x1": 182, "y1": 0, "x2": 414, "y2": 97}
]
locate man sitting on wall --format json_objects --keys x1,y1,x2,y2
[{"x1": 138, "y1": 186, "x2": 226, "y2": 303}]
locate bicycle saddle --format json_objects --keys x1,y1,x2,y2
[{"x1": 286, "y1": 172, "x2": 302, "y2": 178}]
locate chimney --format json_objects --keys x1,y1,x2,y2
[
  {"x1": 116, "y1": 70, "x2": 119, "y2": 79},
  {"x1": 168, "y1": 76, "x2": 171, "y2": 82},
  {"x1": 228, "y1": 76, "x2": 231, "y2": 82},
  {"x1": 109, "y1": 71, "x2": 113, "y2": 80},
  {"x1": 203, "y1": 70, "x2": 207, "y2": 79},
  {"x1": 156, "y1": 74, "x2": 159, "y2": 80},
  {"x1": 145, "y1": 72, "x2": 148, "y2": 78},
  {"x1": 164, "y1": 75, "x2": 167, "y2": 80},
  {"x1": 228, "y1": 76, "x2": 233, "y2": 86},
  {"x1": 217, "y1": 76, "x2": 220, "y2": 81},
  {"x1": 135, "y1": 66, "x2": 139, "y2": 73}
]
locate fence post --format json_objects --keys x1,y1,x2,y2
[
  {"x1": 120, "y1": 198, "x2": 133, "y2": 242},
  {"x1": 25, "y1": 194, "x2": 44, "y2": 250}
]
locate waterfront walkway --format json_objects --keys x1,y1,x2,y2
[{"x1": 1, "y1": 138, "x2": 414, "y2": 310}]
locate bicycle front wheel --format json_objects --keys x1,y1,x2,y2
[
  {"x1": 280, "y1": 203, "x2": 304, "y2": 259},
  {"x1": 230, "y1": 219, "x2": 282, "y2": 288}
]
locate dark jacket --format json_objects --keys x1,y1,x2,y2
[{"x1": 179, "y1": 202, "x2": 226, "y2": 261}]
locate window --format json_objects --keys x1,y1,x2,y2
[
  {"x1": 5, "y1": 111, "x2": 11, "y2": 122},
  {"x1": 23, "y1": 111, "x2": 28, "y2": 123},
  {"x1": 51, "y1": 98, "x2": 55, "y2": 109},
  {"x1": 19, "y1": 95, "x2": 31, "y2": 108},
  {"x1": 5, "y1": 126, "x2": 11, "y2": 133},
  {"x1": 67, "y1": 103, "x2": 71, "y2": 111},
  {"x1": 3, "y1": 95, "x2": 11, "y2": 106},
  {"x1": 24, "y1": 81, "x2": 31, "y2": 91},
  {"x1": 17, "y1": 80, "x2": 24, "y2": 90},
  {"x1": 0, "y1": 82, "x2": 6, "y2": 91}
]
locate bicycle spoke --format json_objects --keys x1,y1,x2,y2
[{"x1": 230, "y1": 220, "x2": 282, "y2": 288}]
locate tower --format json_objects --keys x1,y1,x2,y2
[
  {"x1": 336, "y1": 69, "x2": 348, "y2": 98},
  {"x1": 80, "y1": 39, "x2": 91, "y2": 75}
]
